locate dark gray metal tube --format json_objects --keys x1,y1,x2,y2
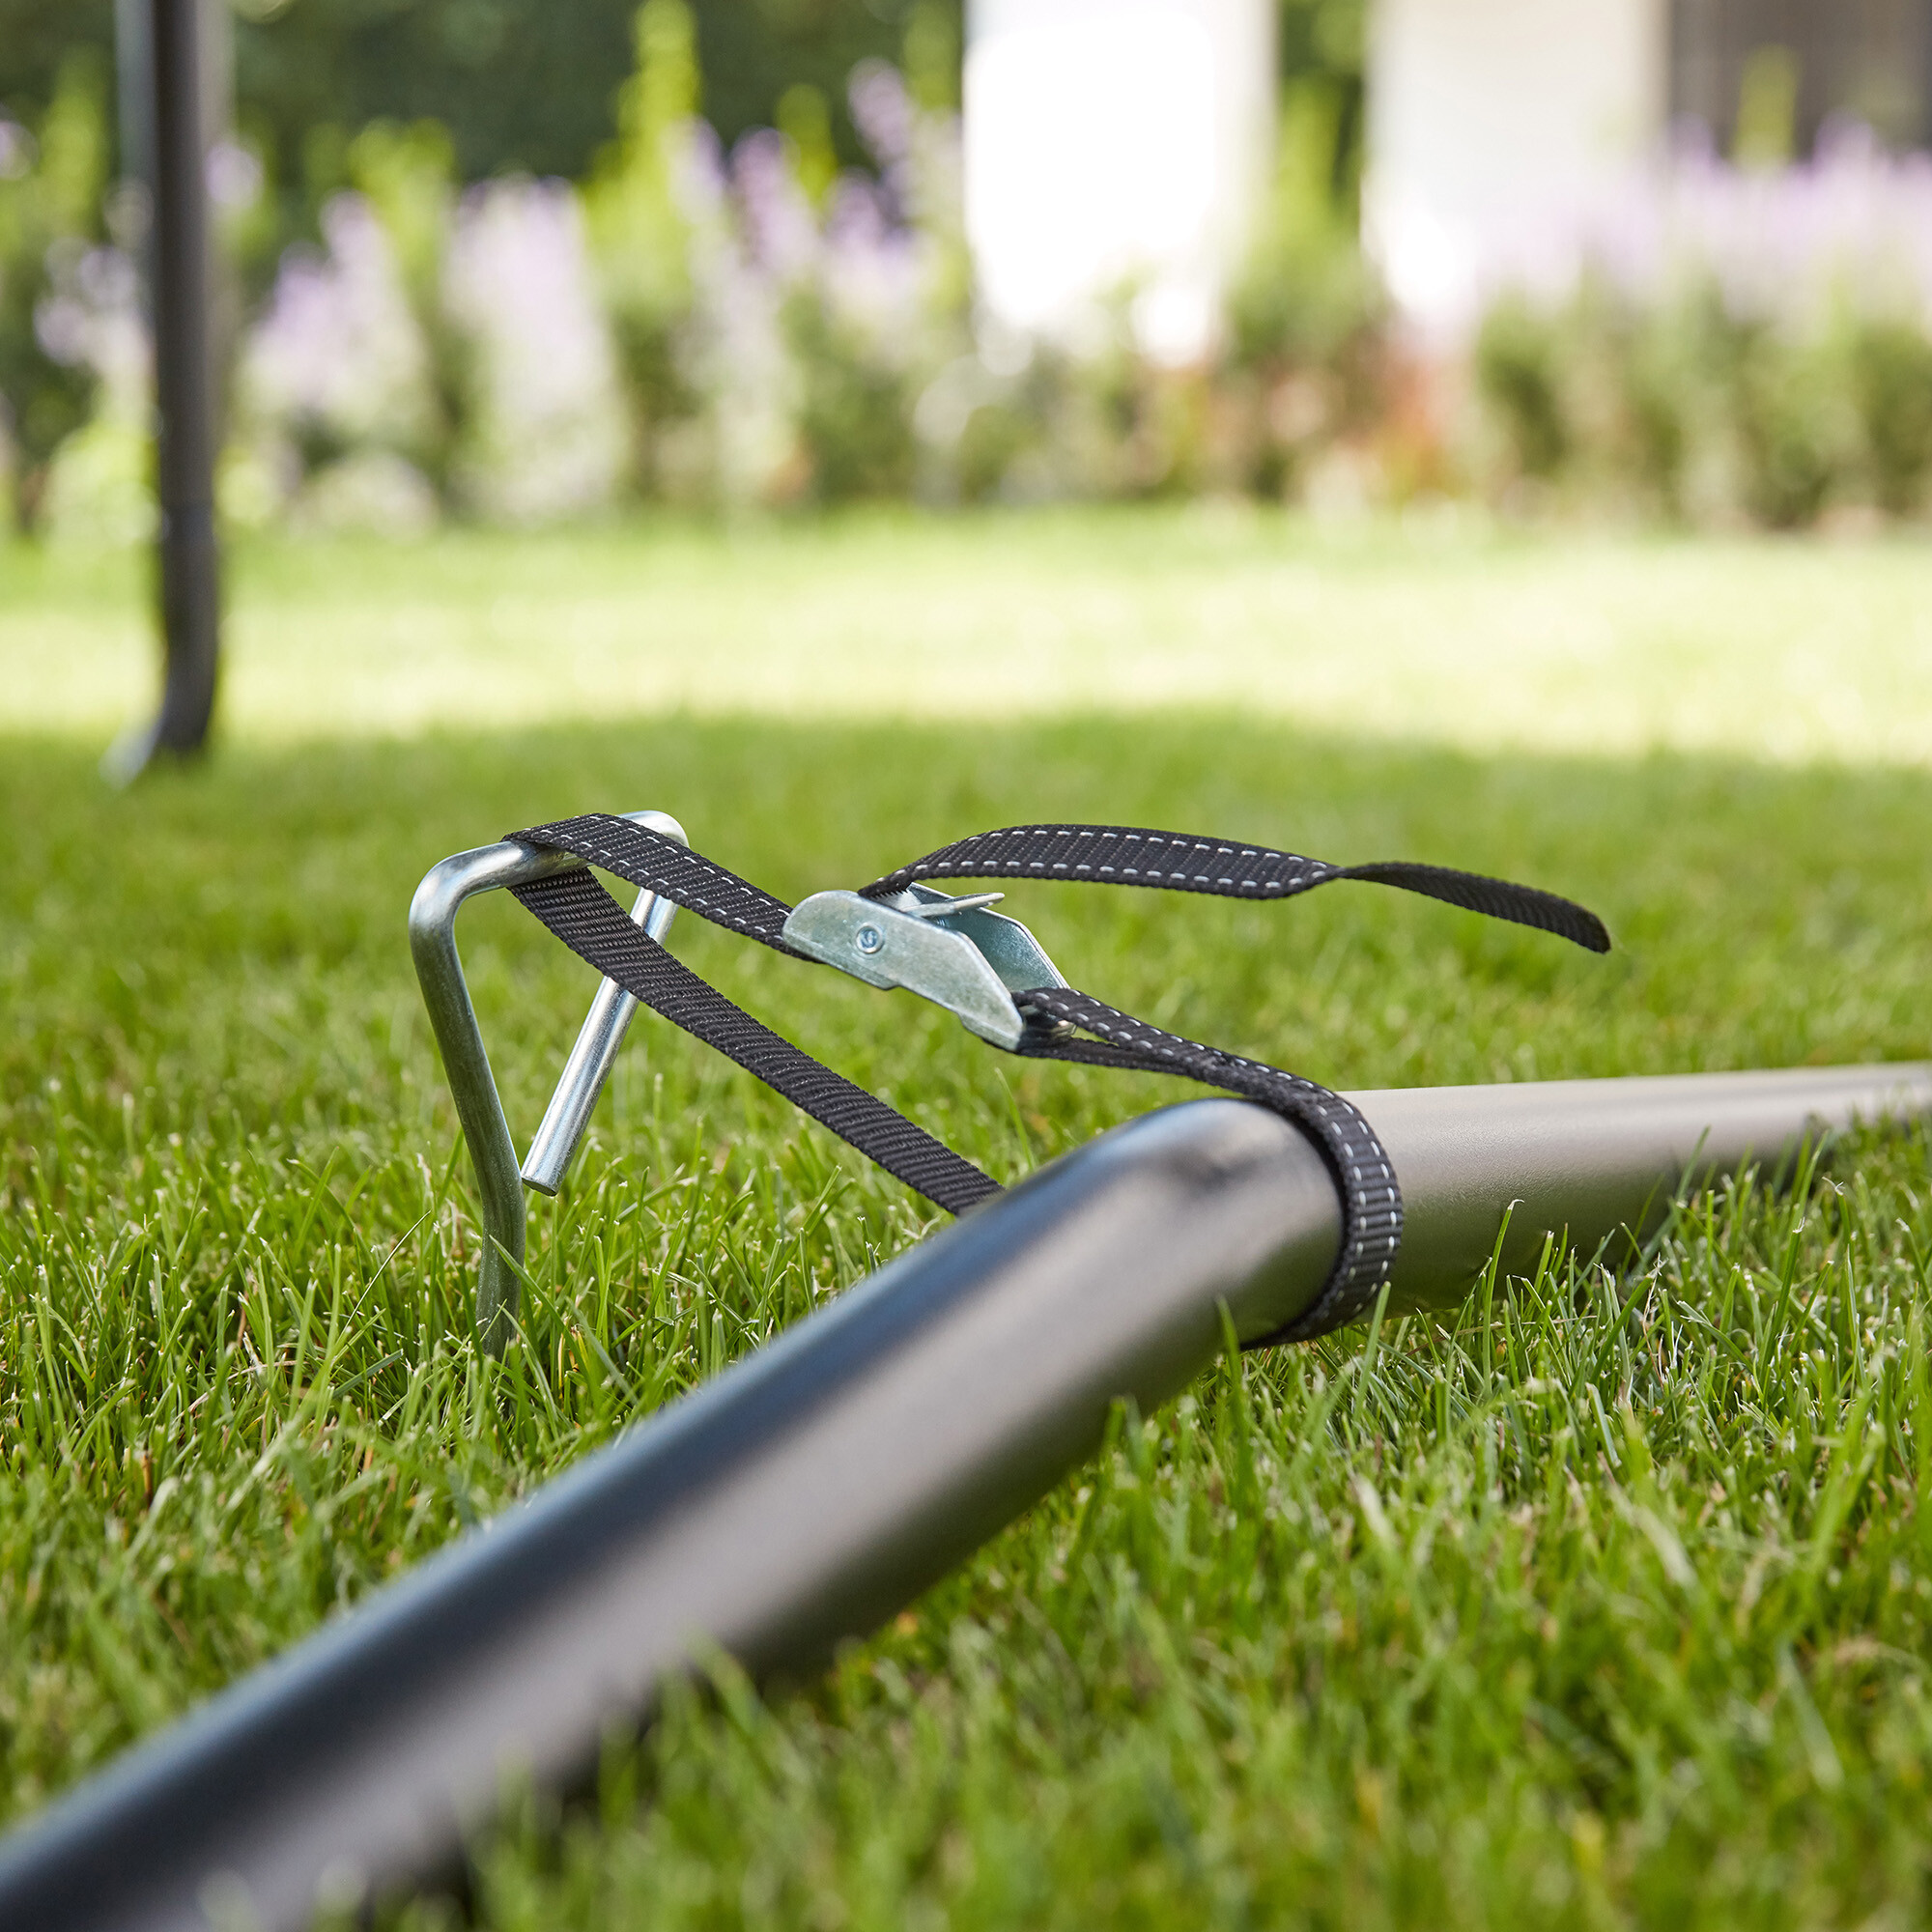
[
  {"x1": 0, "y1": 1100, "x2": 1341, "y2": 1932},
  {"x1": 1, "y1": 1064, "x2": 1926, "y2": 1931},
  {"x1": 1348, "y1": 1064, "x2": 1932, "y2": 1314}
]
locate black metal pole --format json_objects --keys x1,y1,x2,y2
[
  {"x1": 0, "y1": 1065, "x2": 1926, "y2": 1931},
  {"x1": 133, "y1": 0, "x2": 220, "y2": 767}
]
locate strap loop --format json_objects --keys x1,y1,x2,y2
[{"x1": 1010, "y1": 987, "x2": 1401, "y2": 1343}]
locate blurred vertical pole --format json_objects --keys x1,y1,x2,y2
[{"x1": 116, "y1": 0, "x2": 221, "y2": 775}]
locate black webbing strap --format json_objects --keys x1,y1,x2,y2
[
  {"x1": 1008, "y1": 988, "x2": 1401, "y2": 1344},
  {"x1": 516, "y1": 814, "x2": 797, "y2": 951},
  {"x1": 861, "y1": 823, "x2": 1610, "y2": 952},
  {"x1": 505, "y1": 813, "x2": 1609, "y2": 1342},
  {"x1": 511, "y1": 864, "x2": 1000, "y2": 1215}
]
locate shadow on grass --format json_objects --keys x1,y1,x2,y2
[{"x1": 6, "y1": 710, "x2": 1928, "y2": 1120}]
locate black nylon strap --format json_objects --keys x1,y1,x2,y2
[
  {"x1": 511, "y1": 865, "x2": 1001, "y2": 1216},
  {"x1": 1010, "y1": 988, "x2": 1401, "y2": 1343},
  {"x1": 514, "y1": 813, "x2": 1608, "y2": 962},
  {"x1": 504, "y1": 812, "x2": 1608, "y2": 1343},
  {"x1": 861, "y1": 823, "x2": 1610, "y2": 954},
  {"x1": 519, "y1": 814, "x2": 798, "y2": 950}
]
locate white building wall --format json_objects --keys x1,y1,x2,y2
[
  {"x1": 964, "y1": 0, "x2": 1275, "y2": 363},
  {"x1": 1364, "y1": 0, "x2": 1667, "y2": 338}
]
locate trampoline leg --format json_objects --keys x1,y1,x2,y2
[{"x1": 111, "y1": 0, "x2": 221, "y2": 779}]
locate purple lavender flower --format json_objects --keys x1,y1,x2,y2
[
  {"x1": 848, "y1": 60, "x2": 914, "y2": 174},
  {"x1": 241, "y1": 193, "x2": 437, "y2": 455},
  {"x1": 0, "y1": 118, "x2": 34, "y2": 181},
  {"x1": 730, "y1": 128, "x2": 818, "y2": 281},
  {"x1": 671, "y1": 117, "x2": 728, "y2": 229},
  {"x1": 442, "y1": 176, "x2": 629, "y2": 521},
  {"x1": 206, "y1": 140, "x2": 263, "y2": 213},
  {"x1": 820, "y1": 172, "x2": 922, "y2": 354},
  {"x1": 1481, "y1": 124, "x2": 1932, "y2": 333},
  {"x1": 34, "y1": 240, "x2": 147, "y2": 411}
]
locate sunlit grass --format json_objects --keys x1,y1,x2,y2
[
  {"x1": 4, "y1": 532, "x2": 1932, "y2": 1924},
  {"x1": 5, "y1": 507, "x2": 1932, "y2": 764}
]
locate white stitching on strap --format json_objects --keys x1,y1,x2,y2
[
  {"x1": 876, "y1": 825, "x2": 1336, "y2": 896},
  {"x1": 534, "y1": 816, "x2": 791, "y2": 942},
  {"x1": 1021, "y1": 982, "x2": 1401, "y2": 1325}
]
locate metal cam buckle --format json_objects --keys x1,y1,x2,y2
[{"x1": 781, "y1": 884, "x2": 1066, "y2": 1049}]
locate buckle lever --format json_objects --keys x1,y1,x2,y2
[{"x1": 781, "y1": 884, "x2": 1066, "y2": 1049}]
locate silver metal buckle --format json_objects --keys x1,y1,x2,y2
[
  {"x1": 781, "y1": 883, "x2": 1066, "y2": 1048},
  {"x1": 408, "y1": 810, "x2": 688, "y2": 1348}
]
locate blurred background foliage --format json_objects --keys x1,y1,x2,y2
[
  {"x1": 1, "y1": 0, "x2": 949, "y2": 188},
  {"x1": 9, "y1": 0, "x2": 1932, "y2": 538},
  {"x1": 0, "y1": 1, "x2": 1362, "y2": 235},
  {"x1": 0, "y1": 0, "x2": 1379, "y2": 534},
  {"x1": 1469, "y1": 131, "x2": 1932, "y2": 530},
  {"x1": 0, "y1": 45, "x2": 110, "y2": 529}
]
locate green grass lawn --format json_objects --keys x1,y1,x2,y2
[
  {"x1": 7, "y1": 507, "x2": 1932, "y2": 765},
  {"x1": 5, "y1": 512, "x2": 1932, "y2": 1927}
]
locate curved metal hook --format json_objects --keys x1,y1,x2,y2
[{"x1": 409, "y1": 810, "x2": 688, "y2": 1350}]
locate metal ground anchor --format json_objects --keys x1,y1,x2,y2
[{"x1": 409, "y1": 810, "x2": 688, "y2": 1350}]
